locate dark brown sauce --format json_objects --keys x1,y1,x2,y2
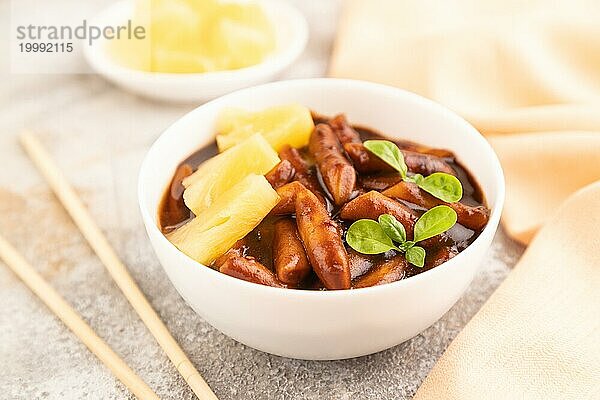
[
  {"x1": 158, "y1": 116, "x2": 487, "y2": 288},
  {"x1": 158, "y1": 142, "x2": 218, "y2": 233}
]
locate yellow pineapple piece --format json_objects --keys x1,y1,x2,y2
[
  {"x1": 182, "y1": 134, "x2": 279, "y2": 215},
  {"x1": 167, "y1": 174, "x2": 279, "y2": 264},
  {"x1": 215, "y1": 104, "x2": 315, "y2": 152},
  {"x1": 208, "y1": 3, "x2": 276, "y2": 70},
  {"x1": 110, "y1": 0, "x2": 275, "y2": 73}
]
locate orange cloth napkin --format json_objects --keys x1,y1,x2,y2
[
  {"x1": 414, "y1": 181, "x2": 600, "y2": 399},
  {"x1": 330, "y1": 0, "x2": 600, "y2": 244},
  {"x1": 330, "y1": 0, "x2": 600, "y2": 397}
]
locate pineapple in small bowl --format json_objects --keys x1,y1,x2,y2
[{"x1": 84, "y1": 0, "x2": 308, "y2": 102}]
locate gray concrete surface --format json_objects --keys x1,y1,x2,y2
[{"x1": 0, "y1": 1, "x2": 524, "y2": 398}]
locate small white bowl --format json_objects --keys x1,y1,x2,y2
[
  {"x1": 84, "y1": 0, "x2": 308, "y2": 102},
  {"x1": 139, "y1": 79, "x2": 505, "y2": 360}
]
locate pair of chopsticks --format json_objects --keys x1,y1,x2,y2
[{"x1": 0, "y1": 132, "x2": 218, "y2": 400}]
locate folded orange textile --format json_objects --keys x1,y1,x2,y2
[
  {"x1": 413, "y1": 181, "x2": 600, "y2": 399},
  {"x1": 330, "y1": 0, "x2": 600, "y2": 244},
  {"x1": 330, "y1": 1, "x2": 600, "y2": 397},
  {"x1": 488, "y1": 132, "x2": 600, "y2": 244}
]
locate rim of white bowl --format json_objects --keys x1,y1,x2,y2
[
  {"x1": 138, "y1": 78, "x2": 505, "y2": 298},
  {"x1": 84, "y1": 0, "x2": 309, "y2": 84}
]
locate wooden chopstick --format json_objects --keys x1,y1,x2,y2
[
  {"x1": 0, "y1": 235, "x2": 160, "y2": 400},
  {"x1": 20, "y1": 132, "x2": 218, "y2": 400}
]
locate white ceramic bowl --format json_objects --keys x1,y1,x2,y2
[
  {"x1": 84, "y1": 0, "x2": 308, "y2": 102},
  {"x1": 139, "y1": 78, "x2": 504, "y2": 360}
]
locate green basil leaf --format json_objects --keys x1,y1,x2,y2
[
  {"x1": 363, "y1": 140, "x2": 408, "y2": 178},
  {"x1": 416, "y1": 172, "x2": 463, "y2": 203},
  {"x1": 377, "y1": 214, "x2": 407, "y2": 243},
  {"x1": 399, "y1": 240, "x2": 415, "y2": 252},
  {"x1": 405, "y1": 246, "x2": 426, "y2": 267},
  {"x1": 405, "y1": 173, "x2": 424, "y2": 185},
  {"x1": 346, "y1": 219, "x2": 398, "y2": 254},
  {"x1": 413, "y1": 205, "x2": 458, "y2": 242}
]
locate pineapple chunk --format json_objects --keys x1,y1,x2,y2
[
  {"x1": 167, "y1": 174, "x2": 279, "y2": 264},
  {"x1": 183, "y1": 133, "x2": 279, "y2": 215},
  {"x1": 110, "y1": 0, "x2": 275, "y2": 73},
  {"x1": 215, "y1": 105, "x2": 315, "y2": 152}
]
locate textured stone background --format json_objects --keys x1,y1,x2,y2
[{"x1": 0, "y1": 1, "x2": 524, "y2": 398}]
